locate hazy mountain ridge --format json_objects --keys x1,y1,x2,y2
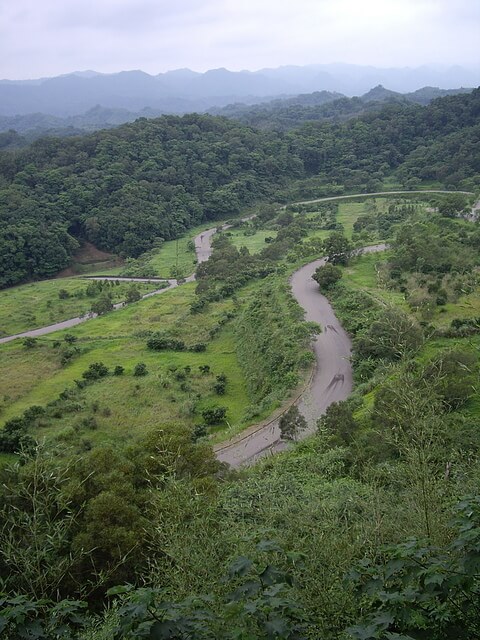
[
  {"x1": 0, "y1": 85, "x2": 474, "y2": 144},
  {"x1": 1, "y1": 63, "x2": 479, "y2": 117},
  {"x1": 207, "y1": 85, "x2": 474, "y2": 130}
]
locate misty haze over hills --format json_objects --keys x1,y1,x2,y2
[
  {"x1": 1, "y1": 63, "x2": 479, "y2": 118},
  {"x1": 0, "y1": 85, "x2": 473, "y2": 142}
]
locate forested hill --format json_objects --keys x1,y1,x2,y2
[
  {"x1": 0, "y1": 115, "x2": 304, "y2": 287},
  {"x1": 209, "y1": 86, "x2": 474, "y2": 130},
  {"x1": 0, "y1": 88, "x2": 479, "y2": 288}
]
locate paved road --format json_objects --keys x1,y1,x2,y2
[
  {"x1": 214, "y1": 244, "x2": 386, "y2": 467},
  {"x1": 0, "y1": 229, "x2": 208, "y2": 345},
  {"x1": 1, "y1": 190, "x2": 474, "y2": 465},
  {"x1": 288, "y1": 189, "x2": 474, "y2": 207},
  {"x1": 195, "y1": 227, "x2": 219, "y2": 264},
  {"x1": 2, "y1": 190, "x2": 469, "y2": 346}
]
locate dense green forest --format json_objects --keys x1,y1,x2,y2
[{"x1": 1, "y1": 88, "x2": 479, "y2": 288}]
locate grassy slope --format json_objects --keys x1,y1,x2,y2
[
  {"x1": 339, "y1": 252, "x2": 480, "y2": 420},
  {"x1": 300, "y1": 198, "x2": 392, "y2": 242},
  {"x1": 0, "y1": 284, "x2": 251, "y2": 445},
  {"x1": 227, "y1": 229, "x2": 278, "y2": 253},
  {"x1": 145, "y1": 221, "x2": 226, "y2": 277},
  {"x1": 0, "y1": 279, "x2": 163, "y2": 336},
  {"x1": 3, "y1": 193, "x2": 469, "y2": 455},
  {"x1": 0, "y1": 198, "x2": 421, "y2": 338},
  {"x1": 0, "y1": 220, "x2": 228, "y2": 339},
  {"x1": 343, "y1": 251, "x2": 480, "y2": 328}
]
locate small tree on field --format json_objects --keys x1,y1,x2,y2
[
  {"x1": 91, "y1": 292, "x2": 113, "y2": 315},
  {"x1": 133, "y1": 363, "x2": 148, "y2": 377},
  {"x1": 202, "y1": 406, "x2": 227, "y2": 425},
  {"x1": 125, "y1": 285, "x2": 142, "y2": 304},
  {"x1": 279, "y1": 405, "x2": 307, "y2": 441},
  {"x1": 323, "y1": 232, "x2": 352, "y2": 265},
  {"x1": 82, "y1": 362, "x2": 109, "y2": 381},
  {"x1": 312, "y1": 263, "x2": 342, "y2": 291}
]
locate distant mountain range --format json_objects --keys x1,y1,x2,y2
[
  {"x1": 0, "y1": 84, "x2": 474, "y2": 143},
  {"x1": 1, "y1": 63, "x2": 479, "y2": 118},
  {"x1": 209, "y1": 86, "x2": 474, "y2": 125}
]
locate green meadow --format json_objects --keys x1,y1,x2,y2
[
  {"x1": 0, "y1": 278, "x2": 163, "y2": 337},
  {"x1": 1, "y1": 192, "x2": 474, "y2": 459},
  {"x1": 145, "y1": 221, "x2": 227, "y2": 277},
  {"x1": 0, "y1": 196, "x2": 425, "y2": 340},
  {"x1": 226, "y1": 228, "x2": 278, "y2": 253},
  {"x1": 342, "y1": 251, "x2": 480, "y2": 329},
  {"x1": 338, "y1": 250, "x2": 480, "y2": 424},
  {"x1": 0, "y1": 282, "x2": 254, "y2": 449}
]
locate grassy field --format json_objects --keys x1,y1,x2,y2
[
  {"x1": 226, "y1": 228, "x2": 278, "y2": 253},
  {"x1": 338, "y1": 200, "x2": 387, "y2": 238},
  {"x1": 299, "y1": 197, "x2": 395, "y2": 242},
  {"x1": 340, "y1": 252, "x2": 480, "y2": 424},
  {"x1": 0, "y1": 219, "x2": 227, "y2": 338},
  {"x1": 0, "y1": 282, "x2": 258, "y2": 449},
  {"x1": 0, "y1": 278, "x2": 164, "y2": 337},
  {"x1": 342, "y1": 252, "x2": 409, "y2": 310},
  {"x1": 145, "y1": 222, "x2": 225, "y2": 277},
  {"x1": 2, "y1": 192, "x2": 472, "y2": 457},
  {"x1": 146, "y1": 234, "x2": 198, "y2": 278},
  {"x1": 0, "y1": 197, "x2": 430, "y2": 338},
  {"x1": 341, "y1": 251, "x2": 480, "y2": 329}
]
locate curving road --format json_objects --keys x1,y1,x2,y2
[
  {"x1": 1, "y1": 190, "x2": 469, "y2": 346},
  {"x1": 214, "y1": 244, "x2": 386, "y2": 467},
  {"x1": 0, "y1": 230, "x2": 210, "y2": 345},
  {"x1": 288, "y1": 189, "x2": 474, "y2": 207},
  {"x1": 215, "y1": 191, "x2": 476, "y2": 466},
  {"x1": 0, "y1": 216, "x2": 385, "y2": 469},
  {"x1": 0, "y1": 223, "x2": 236, "y2": 345},
  {"x1": 0, "y1": 279, "x2": 177, "y2": 345},
  {"x1": 1, "y1": 190, "x2": 472, "y2": 466}
]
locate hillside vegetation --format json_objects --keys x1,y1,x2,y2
[
  {"x1": 0, "y1": 89, "x2": 479, "y2": 288},
  {"x1": 0, "y1": 86, "x2": 479, "y2": 639},
  {"x1": 1, "y1": 198, "x2": 479, "y2": 638}
]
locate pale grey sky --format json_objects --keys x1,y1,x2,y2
[{"x1": 1, "y1": 0, "x2": 479, "y2": 79}]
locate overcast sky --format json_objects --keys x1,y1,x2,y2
[{"x1": 1, "y1": 0, "x2": 479, "y2": 79}]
